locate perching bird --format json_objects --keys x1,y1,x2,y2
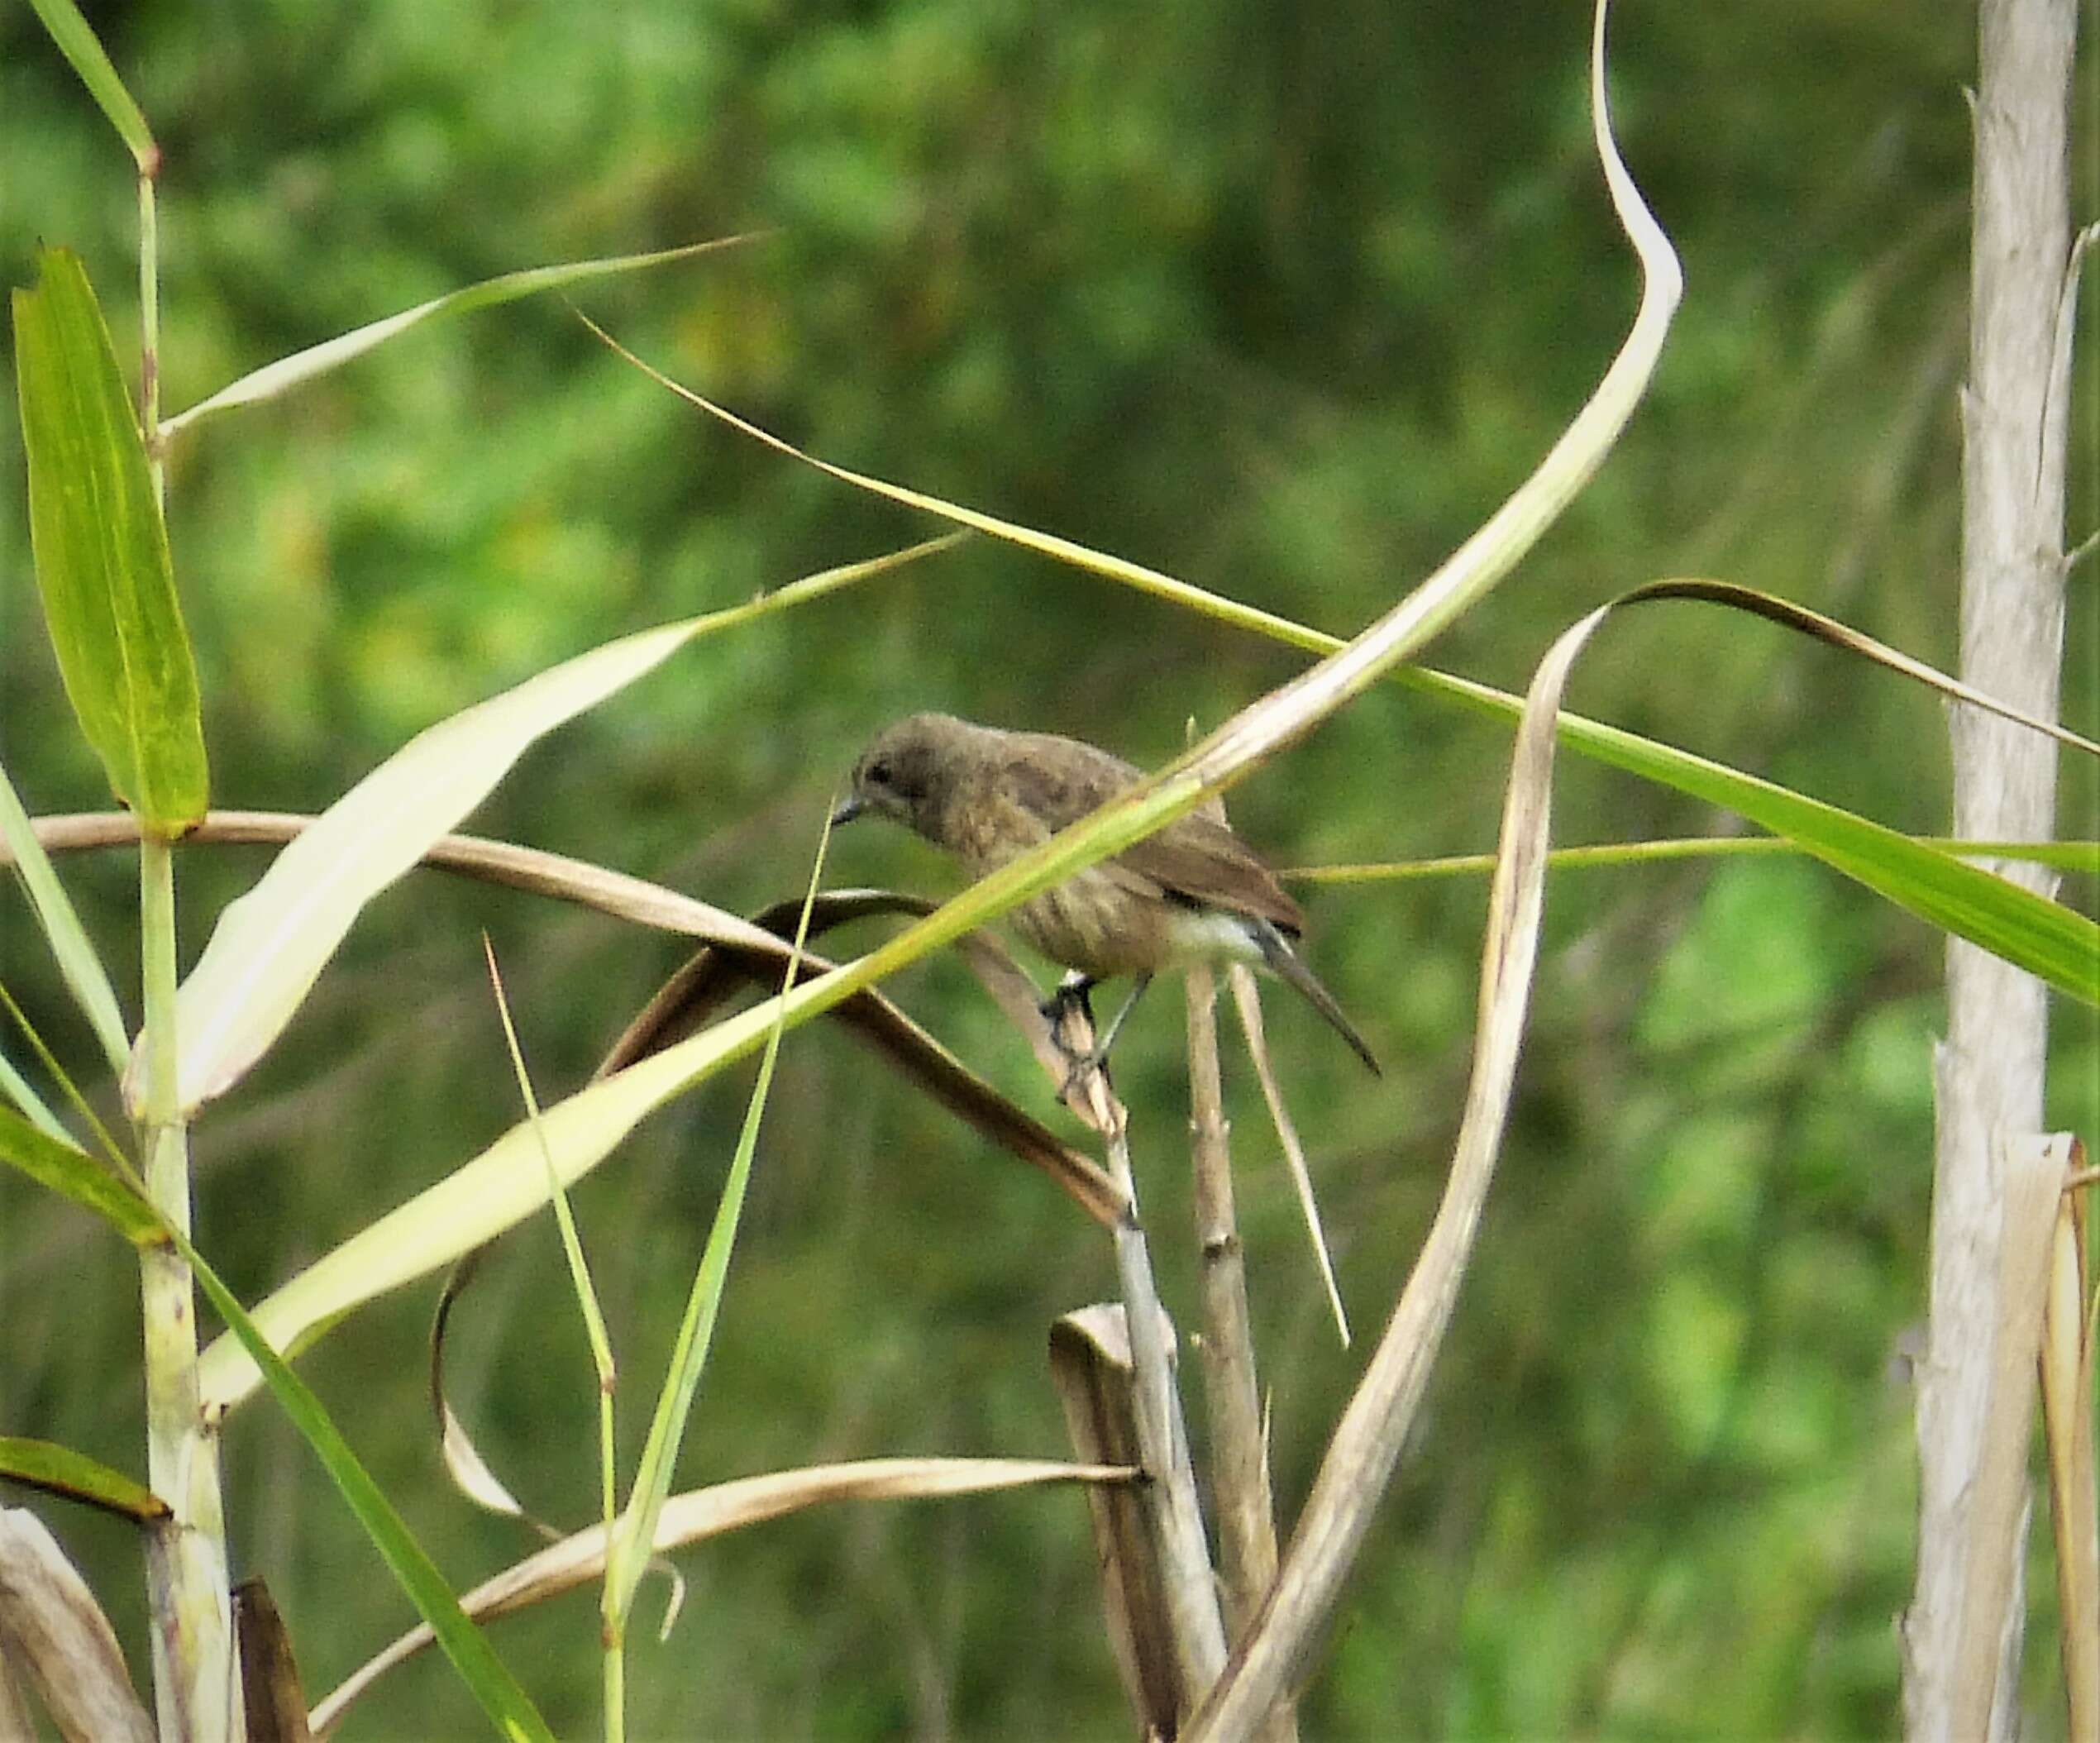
[{"x1": 830, "y1": 713, "x2": 1379, "y2": 1075}]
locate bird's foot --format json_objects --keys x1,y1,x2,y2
[
  {"x1": 1038, "y1": 972, "x2": 1096, "y2": 1028},
  {"x1": 1039, "y1": 975, "x2": 1111, "y2": 1101}
]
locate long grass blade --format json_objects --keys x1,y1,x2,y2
[
  {"x1": 161, "y1": 237, "x2": 764, "y2": 442},
  {"x1": 312, "y1": 1457, "x2": 1134, "y2": 1733},
  {"x1": 604, "y1": 814, "x2": 831, "y2": 1631}
]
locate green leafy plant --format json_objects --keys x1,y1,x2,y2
[{"x1": 2, "y1": 1, "x2": 2091, "y2": 1739}]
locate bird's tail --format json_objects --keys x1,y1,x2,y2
[{"x1": 1253, "y1": 922, "x2": 1382, "y2": 1075}]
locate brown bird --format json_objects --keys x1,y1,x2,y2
[{"x1": 830, "y1": 713, "x2": 1379, "y2": 1075}]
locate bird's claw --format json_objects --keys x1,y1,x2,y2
[
  {"x1": 1038, "y1": 974, "x2": 1095, "y2": 1027},
  {"x1": 1038, "y1": 977, "x2": 1112, "y2": 1103}
]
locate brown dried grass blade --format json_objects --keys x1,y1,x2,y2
[
  {"x1": 308, "y1": 1457, "x2": 1132, "y2": 1735},
  {"x1": 426, "y1": 1242, "x2": 560, "y2": 1535},
  {"x1": 592, "y1": 887, "x2": 934, "y2": 1072},
  {"x1": 595, "y1": 883, "x2": 1124, "y2": 1223},
  {"x1": 427, "y1": 1249, "x2": 690, "y2": 1627},
  {"x1": 726, "y1": 888, "x2": 1096, "y2": 1129},
  {"x1": 23, "y1": 813, "x2": 1123, "y2": 1231}
]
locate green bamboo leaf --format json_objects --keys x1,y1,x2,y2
[
  {"x1": 161, "y1": 236, "x2": 761, "y2": 442},
  {"x1": 142, "y1": 537, "x2": 956, "y2": 1116},
  {"x1": 24, "y1": 0, "x2": 155, "y2": 165},
  {"x1": 0, "y1": 1104, "x2": 159, "y2": 1246},
  {"x1": 12, "y1": 248, "x2": 206, "y2": 835},
  {"x1": 1419, "y1": 673, "x2": 2099, "y2": 1005},
  {"x1": 0, "y1": 1436, "x2": 168, "y2": 1525},
  {"x1": 0, "y1": 761, "x2": 130, "y2": 1073}
]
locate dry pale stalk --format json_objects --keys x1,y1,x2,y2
[
  {"x1": 1906, "y1": 1, "x2": 2077, "y2": 1736},
  {"x1": 1183, "y1": 585, "x2": 1582, "y2": 1743},
  {"x1": 1184, "y1": 963, "x2": 1284, "y2": 1641},
  {"x1": 1050, "y1": 1306, "x2": 1185, "y2": 1738},
  {"x1": 1053, "y1": 998, "x2": 1230, "y2": 1710},
  {"x1": 1943, "y1": 1138, "x2": 2072, "y2": 1740},
  {"x1": 1186, "y1": 966, "x2": 1296, "y2": 1743}
]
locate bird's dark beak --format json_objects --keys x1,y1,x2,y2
[{"x1": 829, "y1": 793, "x2": 865, "y2": 829}]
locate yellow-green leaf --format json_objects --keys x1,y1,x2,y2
[
  {"x1": 0, "y1": 1436, "x2": 168, "y2": 1525},
  {"x1": 152, "y1": 621, "x2": 699, "y2": 1116},
  {"x1": 162, "y1": 236, "x2": 759, "y2": 442},
  {"x1": 142, "y1": 537, "x2": 956, "y2": 1116}
]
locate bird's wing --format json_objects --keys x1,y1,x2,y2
[
  {"x1": 997, "y1": 733, "x2": 1142, "y2": 828},
  {"x1": 999, "y1": 737, "x2": 1305, "y2": 934},
  {"x1": 1119, "y1": 813, "x2": 1305, "y2": 934}
]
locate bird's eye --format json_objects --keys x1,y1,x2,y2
[{"x1": 866, "y1": 759, "x2": 893, "y2": 786}]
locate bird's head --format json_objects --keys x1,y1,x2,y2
[{"x1": 830, "y1": 713, "x2": 973, "y2": 840}]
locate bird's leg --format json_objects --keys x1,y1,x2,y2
[
  {"x1": 1091, "y1": 972, "x2": 1152, "y2": 1065},
  {"x1": 1048, "y1": 972, "x2": 1153, "y2": 1103},
  {"x1": 1041, "y1": 973, "x2": 1102, "y2": 1101}
]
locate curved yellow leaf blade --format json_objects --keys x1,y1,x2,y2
[{"x1": 144, "y1": 537, "x2": 954, "y2": 1117}]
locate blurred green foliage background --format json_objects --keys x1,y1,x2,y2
[{"x1": 2, "y1": 2, "x2": 2095, "y2": 1737}]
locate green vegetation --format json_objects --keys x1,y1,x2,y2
[{"x1": 1, "y1": 2, "x2": 2093, "y2": 1738}]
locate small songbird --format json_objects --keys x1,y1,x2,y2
[{"x1": 830, "y1": 713, "x2": 1379, "y2": 1075}]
